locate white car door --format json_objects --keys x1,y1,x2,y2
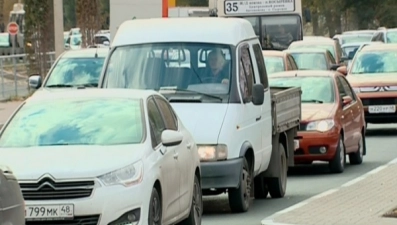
[
  {"x1": 147, "y1": 98, "x2": 180, "y2": 223},
  {"x1": 153, "y1": 96, "x2": 193, "y2": 212},
  {"x1": 236, "y1": 43, "x2": 263, "y2": 172},
  {"x1": 250, "y1": 43, "x2": 272, "y2": 171}
]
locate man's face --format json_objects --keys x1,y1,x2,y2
[{"x1": 208, "y1": 54, "x2": 222, "y2": 70}]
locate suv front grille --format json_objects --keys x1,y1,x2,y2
[
  {"x1": 20, "y1": 177, "x2": 95, "y2": 200},
  {"x1": 26, "y1": 215, "x2": 100, "y2": 225},
  {"x1": 360, "y1": 97, "x2": 397, "y2": 106}
]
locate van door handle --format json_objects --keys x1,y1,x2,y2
[
  {"x1": 256, "y1": 116, "x2": 261, "y2": 121},
  {"x1": 186, "y1": 142, "x2": 192, "y2": 149},
  {"x1": 173, "y1": 152, "x2": 179, "y2": 159}
]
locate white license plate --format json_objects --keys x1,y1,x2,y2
[
  {"x1": 25, "y1": 204, "x2": 74, "y2": 220},
  {"x1": 368, "y1": 105, "x2": 396, "y2": 113},
  {"x1": 294, "y1": 140, "x2": 300, "y2": 150}
]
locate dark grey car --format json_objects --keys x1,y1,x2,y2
[{"x1": 0, "y1": 165, "x2": 25, "y2": 225}]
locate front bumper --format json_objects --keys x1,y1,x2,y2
[
  {"x1": 200, "y1": 157, "x2": 243, "y2": 190},
  {"x1": 24, "y1": 180, "x2": 149, "y2": 225},
  {"x1": 294, "y1": 131, "x2": 339, "y2": 163}
]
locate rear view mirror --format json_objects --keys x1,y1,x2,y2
[
  {"x1": 28, "y1": 74, "x2": 42, "y2": 89},
  {"x1": 342, "y1": 96, "x2": 353, "y2": 106},
  {"x1": 162, "y1": 48, "x2": 186, "y2": 62},
  {"x1": 162, "y1": 130, "x2": 183, "y2": 147},
  {"x1": 337, "y1": 66, "x2": 347, "y2": 75},
  {"x1": 340, "y1": 56, "x2": 348, "y2": 62},
  {"x1": 103, "y1": 41, "x2": 110, "y2": 46},
  {"x1": 252, "y1": 84, "x2": 264, "y2": 105}
]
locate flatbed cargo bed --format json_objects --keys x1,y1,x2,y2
[{"x1": 270, "y1": 86, "x2": 302, "y2": 134}]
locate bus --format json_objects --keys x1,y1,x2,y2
[{"x1": 208, "y1": 0, "x2": 303, "y2": 50}]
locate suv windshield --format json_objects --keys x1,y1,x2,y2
[
  {"x1": 270, "y1": 76, "x2": 335, "y2": 103},
  {"x1": 45, "y1": 57, "x2": 105, "y2": 87},
  {"x1": 264, "y1": 56, "x2": 285, "y2": 75},
  {"x1": 350, "y1": 51, "x2": 397, "y2": 74},
  {"x1": 290, "y1": 44, "x2": 336, "y2": 59},
  {"x1": 104, "y1": 43, "x2": 232, "y2": 96},
  {"x1": 242, "y1": 15, "x2": 302, "y2": 50},
  {"x1": 0, "y1": 98, "x2": 144, "y2": 147},
  {"x1": 290, "y1": 53, "x2": 328, "y2": 70},
  {"x1": 341, "y1": 35, "x2": 372, "y2": 44}
]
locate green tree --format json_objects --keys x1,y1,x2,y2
[
  {"x1": 63, "y1": 0, "x2": 76, "y2": 30},
  {"x1": 24, "y1": 0, "x2": 54, "y2": 75}
]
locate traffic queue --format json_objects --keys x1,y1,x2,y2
[{"x1": 1, "y1": 17, "x2": 397, "y2": 225}]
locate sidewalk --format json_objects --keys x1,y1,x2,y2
[
  {"x1": 0, "y1": 101, "x2": 23, "y2": 125},
  {"x1": 262, "y1": 159, "x2": 397, "y2": 225}
]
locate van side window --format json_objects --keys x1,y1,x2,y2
[
  {"x1": 239, "y1": 45, "x2": 254, "y2": 102},
  {"x1": 252, "y1": 43, "x2": 269, "y2": 88}
]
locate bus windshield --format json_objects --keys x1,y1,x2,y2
[{"x1": 242, "y1": 15, "x2": 302, "y2": 50}]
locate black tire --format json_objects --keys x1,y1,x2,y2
[
  {"x1": 266, "y1": 143, "x2": 287, "y2": 198},
  {"x1": 349, "y1": 131, "x2": 365, "y2": 165},
  {"x1": 254, "y1": 175, "x2": 268, "y2": 199},
  {"x1": 329, "y1": 136, "x2": 346, "y2": 173},
  {"x1": 228, "y1": 158, "x2": 251, "y2": 213},
  {"x1": 178, "y1": 175, "x2": 202, "y2": 225},
  {"x1": 148, "y1": 187, "x2": 162, "y2": 225}
]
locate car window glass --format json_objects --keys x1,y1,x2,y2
[
  {"x1": 338, "y1": 76, "x2": 355, "y2": 100},
  {"x1": 147, "y1": 98, "x2": 166, "y2": 147},
  {"x1": 285, "y1": 56, "x2": 292, "y2": 69},
  {"x1": 154, "y1": 97, "x2": 178, "y2": 131},
  {"x1": 0, "y1": 98, "x2": 144, "y2": 147},
  {"x1": 239, "y1": 46, "x2": 254, "y2": 101},
  {"x1": 288, "y1": 55, "x2": 298, "y2": 69},
  {"x1": 335, "y1": 76, "x2": 347, "y2": 97},
  {"x1": 253, "y1": 43, "x2": 269, "y2": 88},
  {"x1": 45, "y1": 57, "x2": 105, "y2": 87},
  {"x1": 264, "y1": 56, "x2": 285, "y2": 75}
]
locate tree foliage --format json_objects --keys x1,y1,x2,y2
[
  {"x1": 24, "y1": 0, "x2": 54, "y2": 76},
  {"x1": 75, "y1": 0, "x2": 102, "y2": 47}
]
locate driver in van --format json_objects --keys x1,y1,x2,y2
[
  {"x1": 203, "y1": 49, "x2": 229, "y2": 84},
  {"x1": 273, "y1": 25, "x2": 293, "y2": 47}
]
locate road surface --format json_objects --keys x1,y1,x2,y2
[{"x1": 202, "y1": 124, "x2": 397, "y2": 225}]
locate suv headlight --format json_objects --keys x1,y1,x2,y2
[
  {"x1": 198, "y1": 144, "x2": 228, "y2": 161},
  {"x1": 306, "y1": 119, "x2": 335, "y2": 132},
  {"x1": 98, "y1": 161, "x2": 143, "y2": 187}
]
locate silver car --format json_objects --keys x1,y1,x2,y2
[{"x1": 0, "y1": 165, "x2": 25, "y2": 225}]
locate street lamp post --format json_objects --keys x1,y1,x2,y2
[{"x1": 53, "y1": 0, "x2": 64, "y2": 58}]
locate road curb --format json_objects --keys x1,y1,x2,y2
[{"x1": 260, "y1": 158, "x2": 397, "y2": 225}]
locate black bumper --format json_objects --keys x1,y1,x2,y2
[
  {"x1": 364, "y1": 111, "x2": 397, "y2": 123},
  {"x1": 200, "y1": 157, "x2": 243, "y2": 190}
]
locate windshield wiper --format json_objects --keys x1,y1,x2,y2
[
  {"x1": 40, "y1": 143, "x2": 89, "y2": 146},
  {"x1": 302, "y1": 99, "x2": 324, "y2": 103},
  {"x1": 159, "y1": 87, "x2": 223, "y2": 101},
  {"x1": 46, "y1": 84, "x2": 74, "y2": 88},
  {"x1": 77, "y1": 83, "x2": 98, "y2": 87}
]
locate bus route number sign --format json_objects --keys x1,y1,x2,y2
[{"x1": 224, "y1": 0, "x2": 295, "y2": 15}]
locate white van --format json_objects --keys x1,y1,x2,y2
[{"x1": 99, "y1": 17, "x2": 301, "y2": 212}]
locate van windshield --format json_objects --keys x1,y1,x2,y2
[{"x1": 103, "y1": 43, "x2": 232, "y2": 96}]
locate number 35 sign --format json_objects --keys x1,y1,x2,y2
[{"x1": 224, "y1": 0, "x2": 295, "y2": 15}]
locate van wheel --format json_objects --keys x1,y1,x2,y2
[
  {"x1": 228, "y1": 158, "x2": 251, "y2": 212},
  {"x1": 349, "y1": 131, "x2": 365, "y2": 165},
  {"x1": 329, "y1": 136, "x2": 345, "y2": 173},
  {"x1": 266, "y1": 143, "x2": 287, "y2": 198},
  {"x1": 178, "y1": 175, "x2": 202, "y2": 225},
  {"x1": 148, "y1": 188, "x2": 162, "y2": 225},
  {"x1": 254, "y1": 175, "x2": 268, "y2": 199}
]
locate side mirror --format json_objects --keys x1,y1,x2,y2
[
  {"x1": 340, "y1": 56, "x2": 348, "y2": 62},
  {"x1": 28, "y1": 74, "x2": 42, "y2": 89},
  {"x1": 337, "y1": 66, "x2": 347, "y2": 75},
  {"x1": 330, "y1": 64, "x2": 340, "y2": 71},
  {"x1": 342, "y1": 95, "x2": 353, "y2": 106},
  {"x1": 161, "y1": 130, "x2": 183, "y2": 147},
  {"x1": 103, "y1": 41, "x2": 110, "y2": 46},
  {"x1": 252, "y1": 83, "x2": 265, "y2": 105}
]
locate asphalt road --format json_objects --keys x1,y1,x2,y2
[{"x1": 202, "y1": 124, "x2": 397, "y2": 225}]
